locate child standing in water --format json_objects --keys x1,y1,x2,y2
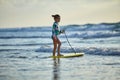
[{"x1": 51, "y1": 14, "x2": 64, "y2": 56}]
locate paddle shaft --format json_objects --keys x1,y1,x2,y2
[{"x1": 64, "y1": 32, "x2": 76, "y2": 54}]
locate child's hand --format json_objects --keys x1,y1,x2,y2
[
  {"x1": 60, "y1": 30, "x2": 65, "y2": 33},
  {"x1": 62, "y1": 30, "x2": 65, "y2": 33}
]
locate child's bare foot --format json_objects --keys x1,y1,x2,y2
[{"x1": 57, "y1": 54, "x2": 64, "y2": 56}]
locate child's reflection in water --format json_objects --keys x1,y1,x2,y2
[{"x1": 53, "y1": 58, "x2": 60, "y2": 80}]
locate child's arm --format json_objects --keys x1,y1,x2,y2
[{"x1": 53, "y1": 24, "x2": 61, "y2": 35}]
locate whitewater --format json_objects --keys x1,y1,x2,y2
[{"x1": 0, "y1": 22, "x2": 120, "y2": 80}]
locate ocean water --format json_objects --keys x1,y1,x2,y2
[{"x1": 0, "y1": 22, "x2": 120, "y2": 80}]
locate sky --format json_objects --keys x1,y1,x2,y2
[{"x1": 0, "y1": 0, "x2": 120, "y2": 28}]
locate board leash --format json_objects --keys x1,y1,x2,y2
[{"x1": 64, "y1": 31, "x2": 76, "y2": 54}]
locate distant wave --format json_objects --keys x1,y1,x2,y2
[
  {"x1": 0, "y1": 43, "x2": 52, "y2": 46},
  {"x1": 63, "y1": 22, "x2": 120, "y2": 39},
  {"x1": 0, "y1": 22, "x2": 119, "y2": 39},
  {"x1": 65, "y1": 22, "x2": 120, "y2": 31},
  {"x1": 0, "y1": 32, "x2": 119, "y2": 39},
  {"x1": 0, "y1": 27, "x2": 51, "y2": 32},
  {"x1": 66, "y1": 31, "x2": 120, "y2": 39},
  {"x1": 0, "y1": 22, "x2": 119, "y2": 32},
  {"x1": 0, "y1": 36, "x2": 50, "y2": 39},
  {"x1": 0, "y1": 49, "x2": 26, "y2": 52}
]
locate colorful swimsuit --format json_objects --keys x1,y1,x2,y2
[{"x1": 52, "y1": 22, "x2": 60, "y2": 38}]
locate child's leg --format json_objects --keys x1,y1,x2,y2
[
  {"x1": 52, "y1": 36, "x2": 57, "y2": 56},
  {"x1": 57, "y1": 38, "x2": 62, "y2": 56}
]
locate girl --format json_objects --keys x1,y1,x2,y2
[{"x1": 51, "y1": 14, "x2": 64, "y2": 56}]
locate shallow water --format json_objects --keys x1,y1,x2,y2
[{"x1": 0, "y1": 52, "x2": 120, "y2": 80}]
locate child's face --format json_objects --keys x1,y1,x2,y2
[{"x1": 55, "y1": 17, "x2": 60, "y2": 22}]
